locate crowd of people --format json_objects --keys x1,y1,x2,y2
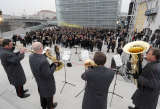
[
  {"x1": 131, "y1": 28, "x2": 160, "y2": 48},
  {"x1": 11, "y1": 26, "x2": 128, "y2": 54},
  {"x1": 11, "y1": 26, "x2": 160, "y2": 56},
  {"x1": 0, "y1": 26, "x2": 160, "y2": 109}
]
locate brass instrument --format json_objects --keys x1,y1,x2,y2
[
  {"x1": 15, "y1": 44, "x2": 64, "y2": 71},
  {"x1": 123, "y1": 41, "x2": 150, "y2": 84},
  {"x1": 14, "y1": 44, "x2": 34, "y2": 53},
  {"x1": 123, "y1": 41, "x2": 150, "y2": 54},
  {"x1": 84, "y1": 59, "x2": 97, "y2": 69},
  {"x1": 45, "y1": 48, "x2": 64, "y2": 72}
]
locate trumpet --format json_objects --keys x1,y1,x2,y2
[
  {"x1": 14, "y1": 44, "x2": 35, "y2": 53},
  {"x1": 15, "y1": 44, "x2": 64, "y2": 72}
]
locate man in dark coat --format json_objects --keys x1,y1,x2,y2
[
  {"x1": 81, "y1": 52, "x2": 114, "y2": 109},
  {"x1": 29, "y1": 42, "x2": 58, "y2": 109},
  {"x1": 0, "y1": 39, "x2": 30, "y2": 98},
  {"x1": 129, "y1": 48, "x2": 160, "y2": 109}
]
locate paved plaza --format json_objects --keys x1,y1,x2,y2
[{"x1": 0, "y1": 44, "x2": 160, "y2": 109}]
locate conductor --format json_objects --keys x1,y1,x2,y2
[{"x1": 81, "y1": 51, "x2": 114, "y2": 109}]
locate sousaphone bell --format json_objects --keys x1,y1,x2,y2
[
  {"x1": 123, "y1": 41, "x2": 150, "y2": 55},
  {"x1": 123, "y1": 41, "x2": 150, "y2": 84}
]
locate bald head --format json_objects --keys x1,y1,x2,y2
[{"x1": 32, "y1": 42, "x2": 43, "y2": 53}]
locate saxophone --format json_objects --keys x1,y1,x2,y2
[{"x1": 45, "y1": 50, "x2": 64, "y2": 72}]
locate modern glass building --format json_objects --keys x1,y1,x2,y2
[{"x1": 56, "y1": 0, "x2": 121, "y2": 29}]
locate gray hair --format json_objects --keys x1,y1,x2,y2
[{"x1": 32, "y1": 42, "x2": 42, "y2": 52}]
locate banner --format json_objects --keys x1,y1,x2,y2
[{"x1": 59, "y1": 22, "x2": 82, "y2": 28}]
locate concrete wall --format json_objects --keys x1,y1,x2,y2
[
  {"x1": 134, "y1": 2, "x2": 147, "y2": 32},
  {"x1": 144, "y1": 0, "x2": 160, "y2": 33}
]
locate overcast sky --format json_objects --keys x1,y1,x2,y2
[{"x1": 0, "y1": 0, "x2": 131, "y2": 16}]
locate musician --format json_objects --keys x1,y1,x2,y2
[
  {"x1": 0, "y1": 39, "x2": 30, "y2": 98},
  {"x1": 29, "y1": 42, "x2": 57, "y2": 109},
  {"x1": 54, "y1": 45, "x2": 60, "y2": 60},
  {"x1": 0, "y1": 37, "x2": 3, "y2": 50},
  {"x1": 81, "y1": 52, "x2": 114, "y2": 109},
  {"x1": 129, "y1": 48, "x2": 160, "y2": 109}
]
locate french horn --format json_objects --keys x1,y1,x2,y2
[{"x1": 43, "y1": 47, "x2": 64, "y2": 72}]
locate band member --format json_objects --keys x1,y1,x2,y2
[
  {"x1": 29, "y1": 42, "x2": 57, "y2": 109},
  {"x1": 81, "y1": 52, "x2": 115, "y2": 109},
  {"x1": 54, "y1": 45, "x2": 60, "y2": 60},
  {"x1": 0, "y1": 37, "x2": 3, "y2": 50},
  {"x1": 129, "y1": 48, "x2": 160, "y2": 109},
  {"x1": 0, "y1": 39, "x2": 30, "y2": 98}
]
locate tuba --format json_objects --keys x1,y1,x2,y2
[
  {"x1": 44, "y1": 47, "x2": 64, "y2": 72},
  {"x1": 123, "y1": 41, "x2": 150, "y2": 83}
]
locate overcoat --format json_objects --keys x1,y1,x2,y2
[
  {"x1": 29, "y1": 54, "x2": 56, "y2": 97},
  {"x1": 0, "y1": 48, "x2": 26, "y2": 86},
  {"x1": 81, "y1": 66, "x2": 114, "y2": 109},
  {"x1": 132, "y1": 61, "x2": 160, "y2": 109}
]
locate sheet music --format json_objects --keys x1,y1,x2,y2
[
  {"x1": 80, "y1": 50, "x2": 90, "y2": 61},
  {"x1": 113, "y1": 54, "x2": 123, "y2": 67},
  {"x1": 62, "y1": 50, "x2": 71, "y2": 61}
]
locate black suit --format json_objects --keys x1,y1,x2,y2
[
  {"x1": 0, "y1": 48, "x2": 26, "y2": 97},
  {"x1": 29, "y1": 54, "x2": 56, "y2": 109},
  {"x1": 132, "y1": 61, "x2": 160, "y2": 109},
  {"x1": 81, "y1": 66, "x2": 114, "y2": 109}
]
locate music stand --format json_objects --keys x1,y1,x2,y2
[
  {"x1": 60, "y1": 51, "x2": 76, "y2": 94},
  {"x1": 109, "y1": 55, "x2": 123, "y2": 107},
  {"x1": 74, "y1": 45, "x2": 79, "y2": 54},
  {"x1": 75, "y1": 52, "x2": 90, "y2": 97},
  {"x1": 75, "y1": 83, "x2": 86, "y2": 97},
  {"x1": 109, "y1": 68, "x2": 123, "y2": 107}
]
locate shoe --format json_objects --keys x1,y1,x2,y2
[
  {"x1": 128, "y1": 106, "x2": 135, "y2": 109},
  {"x1": 53, "y1": 102, "x2": 58, "y2": 108},
  {"x1": 20, "y1": 93, "x2": 30, "y2": 98},
  {"x1": 23, "y1": 89, "x2": 29, "y2": 93}
]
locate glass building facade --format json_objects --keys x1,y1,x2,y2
[{"x1": 56, "y1": 0, "x2": 121, "y2": 29}]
